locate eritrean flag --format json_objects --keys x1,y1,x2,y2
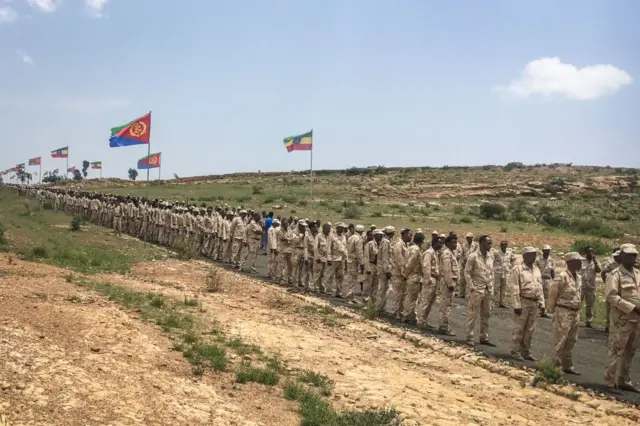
[
  {"x1": 110, "y1": 112, "x2": 151, "y2": 147},
  {"x1": 51, "y1": 147, "x2": 69, "y2": 158},
  {"x1": 16, "y1": 163, "x2": 25, "y2": 169},
  {"x1": 137, "y1": 152, "x2": 161, "y2": 169},
  {"x1": 91, "y1": 161, "x2": 102, "y2": 170},
  {"x1": 283, "y1": 130, "x2": 312, "y2": 153},
  {"x1": 29, "y1": 157, "x2": 41, "y2": 166},
  {"x1": 67, "y1": 166, "x2": 76, "y2": 174}
]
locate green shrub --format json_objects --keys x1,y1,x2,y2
[
  {"x1": 371, "y1": 211, "x2": 383, "y2": 218},
  {"x1": 297, "y1": 199, "x2": 308, "y2": 207},
  {"x1": 544, "y1": 184, "x2": 562, "y2": 195},
  {"x1": 251, "y1": 185, "x2": 264, "y2": 195},
  {"x1": 263, "y1": 196, "x2": 276, "y2": 204},
  {"x1": 30, "y1": 245, "x2": 48, "y2": 259},
  {"x1": 235, "y1": 195, "x2": 251, "y2": 203},
  {"x1": 70, "y1": 215, "x2": 84, "y2": 232},
  {"x1": 453, "y1": 205, "x2": 464, "y2": 214},
  {"x1": 500, "y1": 225, "x2": 508, "y2": 233},
  {"x1": 533, "y1": 360, "x2": 565, "y2": 386},
  {"x1": 504, "y1": 162, "x2": 524, "y2": 172},
  {"x1": 236, "y1": 365, "x2": 280, "y2": 386},
  {"x1": 460, "y1": 216, "x2": 473, "y2": 224},
  {"x1": 569, "y1": 218, "x2": 623, "y2": 238},
  {"x1": 571, "y1": 239, "x2": 610, "y2": 255},
  {"x1": 478, "y1": 203, "x2": 506, "y2": 220},
  {"x1": 0, "y1": 221, "x2": 5, "y2": 243},
  {"x1": 343, "y1": 204, "x2": 362, "y2": 220},
  {"x1": 282, "y1": 195, "x2": 298, "y2": 204},
  {"x1": 543, "y1": 214, "x2": 570, "y2": 229}
]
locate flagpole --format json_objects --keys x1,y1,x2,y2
[
  {"x1": 39, "y1": 163, "x2": 41, "y2": 184},
  {"x1": 66, "y1": 154, "x2": 69, "y2": 179},
  {"x1": 147, "y1": 111, "x2": 152, "y2": 183},
  {"x1": 309, "y1": 132, "x2": 314, "y2": 217}
]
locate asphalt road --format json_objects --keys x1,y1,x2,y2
[{"x1": 215, "y1": 252, "x2": 640, "y2": 405}]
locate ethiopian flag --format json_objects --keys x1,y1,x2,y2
[
  {"x1": 110, "y1": 112, "x2": 151, "y2": 147},
  {"x1": 16, "y1": 163, "x2": 25, "y2": 169},
  {"x1": 91, "y1": 161, "x2": 102, "y2": 170},
  {"x1": 137, "y1": 152, "x2": 161, "y2": 169},
  {"x1": 283, "y1": 130, "x2": 312, "y2": 152},
  {"x1": 51, "y1": 147, "x2": 69, "y2": 158},
  {"x1": 29, "y1": 157, "x2": 41, "y2": 166}
]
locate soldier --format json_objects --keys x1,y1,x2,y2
[
  {"x1": 604, "y1": 244, "x2": 640, "y2": 392},
  {"x1": 376, "y1": 226, "x2": 395, "y2": 312},
  {"x1": 536, "y1": 245, "x2": 555, "y2": 318},
  {"x1": 314, "y1": 223, "x2": 331, "y2": 293},
  {"x1": 385, "y1": 228, "x2": 411, "y2": 317},
  {"x1": 324, "y1": 223, "x2": 348, "y2": 297},
  {"x1": 465, "y1": 235, "x2": 495, "y2": 347},
  {"x1": 277, "y1": 219, "x2": 295, "y2": 285},
  {"x1": 229, "y1": 210, "x2": 248, "y2": 268},
  {"x1": 303, "y1": 221, "x2": 318, "y2": 292},
  {"x1": 416, "y1": 237, "x2": 442, "y2": 329},
  {"x1": 267, "y1": 219, "x2": 280, "y2": 279},
  {"x1": 401, "y1": 233, "x2": 424, "y2": 323},
  {"x1": 222, "y1": 213, "x2": 232, "y2": 263},
  {"x1": 363, "y1": 230, "x2": 382, "y2": 304},
  {"x1": 601, "y1": 249, "x2": 621, "y2": 333},
  {"x1": 493, "y1": 240, "x2": 516, "y2": 308},
  {"x1": 510, "y1": 247, "x2": 545, "y2": 361},
  {"x1": 548, "y1": 252, "x2": 583, "y2": 375},
  {"x1": 291, "y1": 221, "x2": 308, "y2": 287},
  {"x1": 439, "y1": 234, "x2": 459, "y2": 335},
  {"x1": 113, "y1": 200, "x2": 122, "y2": 235},
  {"x1": 241, "y1": 212, "x2": 263, "y2": 273},
  {"x1": 346, "y1": 224, "x2": 365, "y2": 304},
  {"x1": 580, "y1": 246, "x2": 602, "y2": 328}
]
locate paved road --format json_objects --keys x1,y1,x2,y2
[{"x1": 213, "y1": 252, "x2": 640, "y2": 405}]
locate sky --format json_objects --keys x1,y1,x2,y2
[{"x1": 1, "y1": 0, "x2": 639, "y2": 180}]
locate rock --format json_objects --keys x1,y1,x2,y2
[
  {"x1": 1, "y1": 382, "x2": 10, "y2": 390},
  {"x1": 90, "y1": 346, "x2": 101, "y2": 353},
  {"x1": 336, "y1": 370, "x2": 345, "y2": 375}
]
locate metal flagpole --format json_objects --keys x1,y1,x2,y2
[
  {"x1": 146, "y1": 111, "x2": 152, "y2": 183},
  {"x1": 39, "y1": 163, "x2": 41, "y2": 184},
  {"x1": 66, "y1": 155, "x2": 69, "y2": 179},
  {"x1": 309, "y1": 131, "x2": 313, "y2": 217}
]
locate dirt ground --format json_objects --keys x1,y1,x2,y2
[{"x1": 1, "y1": 255, "x2": 639, "y2": 425}]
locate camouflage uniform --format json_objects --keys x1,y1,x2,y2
[
  {"x1": 510, "y1": 261, "x2": 544, "y2": 358},
  {"x1": 292, "y1": 227, "x2": 307, "y2": 286},
  {"x1": 229, "y1": 214, "x2": 247, "y2": 267},
  {"x1": 277, "y1": 225, "x2": 295, "y2": 285},
  {"x1": 385, "y1": 239, "x2": 408, "y2": 317},
  {"x1": 346, "y1": 231, "x2": 364, "y2": 302},
  {"x1": 602, "y1": 259, "x2": 620, "y2": 332},
  {"x1": 401, "y1": 243, "x2": 422, "y2": 321},
  {"x1": 494, "y1": 248, "x2": 516, "y2": 307},
  {"x1": 324, "y1": 230, "x2": 347, "y2": 296},
  {"x1": 604, "y1": 260, "x2": 640, "y2": 388},
  {"x1": 548, "y1": 269, "x2": 582, "y2": 370},
  {"x1": 465, "y1": 251, "x2": 495, "y2": 344},
  {"x1": 580, "y1": 258, "x2": 601, "y2": 325},
  {"x1": 242, "y1": 219, "x2": 263, "y2": 272},
  {"x1": 314, "y1": 231, "x2": 330, "y2": 293},
  {"x1": 535, "y1": 255, "x2": 555, "y2": 309},
  {"x1": 439, "y1": 246, "x2": 459, "y2": 333},
  {"x1": 303, "y1": 230, "x2": 317, "y2": 290},
  {"x1": 267, "y1": 224, "x2": 280, "y2": 279},
  {"x1": 415, "y1": 247, "x2": 439, "y2": 327},
  {"x1": 363, "y1": 238, "x2": 379, "y2": 302},
  {"x1": 376, "y1": 235, "x2": 393, "y2": 312}
]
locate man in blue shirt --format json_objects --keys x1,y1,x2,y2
[{"x1": 263, "y1": 212, "x2": 273, "y2": 254}]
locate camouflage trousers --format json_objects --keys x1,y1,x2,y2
[
  {"x1": 376, "y1": 272, "x2": 390, "y2": 313},
  {"x1": 511, "y1": 298, "x2": 539, "y2": 357},
  {"x1": 303, "y1": 257, "x2": 314, "y2": 290},
  {"x1": 231, "y1": 239, "x2": 244, "y2": 266},
  {"x1": 384, "y1": 275, "x2": 406, "y2": 317},
  {"x1": 279, "y1": 252, "x2": 294, "y2": 284},
  {"x1": 268, "y1": 249, "x2": 279, "y2": 279},
  {"x1": 345, "y1": 262, "x2": 360, "y2": 301},
  {"x1": 415, "y1": 278, "x2": 438, "y2": 326},
  {"x1": 362, "y1": 267, "x2": 377, "y2": 302},
  {"x1": 439, "y1": 281, "x2": 455, "y2": 331},
  {"x1": 458, "y1": 260, "x2": 467, "y2": 298},
  {"x1": 323, "y1": 261, "x2": 344, "y2": 296},
  {"x1": 581, "y1": 287, "x2": 596, "y2": 323},
  {"x1": 292, "y1": 248, "x2": 305, "y2": 286},
  {"x1": 604, "y1": 317, "x2": 640, "y2": 387},
  {"x1": 113, "y1": 217, "x2": 122, "y2": 235},
  {"x1": 401, "y1": 278, "x2": 421, "y2": 321},
  {"x1": 494, "y1": 274, "x2": 507, "y2": 307},
  {"x1": 241, "y1": 239, "x2": 261, "y2": 271},
  {"x1": 467, "y1": 289, "x2": 493, "y2": 343},
  {"x1": 313, "y1": 261, "x2": 326, "y2": 293},
  {"x1": 552, "y1": 306, "x2": 580, "y2": 370}
]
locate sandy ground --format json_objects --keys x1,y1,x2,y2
[{"x1": 0, "y1": 254, "x2": 639, "y2": 425}]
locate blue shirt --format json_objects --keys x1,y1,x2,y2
[{"x1": 264, "y1": 217, "x2": 273, "y2": 233}]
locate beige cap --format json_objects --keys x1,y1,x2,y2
[
  {"x1": 373, "y1": 229, "x2": 384, "y2": 236},
  {"x1": 432, "y1": 230, "x2": 439, "y2": 235},
  {"x1": 415, "y1": 228, "x2": 424, "y2": 235},
  {"x1": 522, "y1": 247, "x2": 537, "y2": 254},
  {"x1": 355, "y1": 224, "x2": 365, "y2": 232},
  {"x1": 336, "y1": 222, "x2": 347, "y2": 229},
  {"x1": 542, "y1": 245, "x2": 551, "y2": 251},
  {"x1": 439, "y1": 233, "x2": 446, "y2": 238},
  {"x1": 465, "y1": 232, "x2": 473, "y2": 238},
  {"x1": 613, "y1": 250, "x2": 621, "y2": 257},
  {"x1": 384, "y1": 226, "x2": 396, "y2": 234},
  {"x1": 273, "y1": 219, "x2": 280, "y2": 225},
  {"x1": 564, "y1": 252, "x2": 583, "y2": 262},
  {"x1": 298, "y1": 220, "x2": 307, "y2": 226},
  {"x1": 620, "y1": 243, "x2": 639, "y2": 255}
]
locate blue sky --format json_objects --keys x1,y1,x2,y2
[{"x1": 1, "y1": 0, "x2": 638, "y2": 180}]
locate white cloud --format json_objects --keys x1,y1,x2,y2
[
  {"x1": 26, "y1": 0, "x2": 56, "y2": 13},
  {"x1": 16, "y1": 49, "x2": 34, "y2": 65},
  {"x1": 85, "y1": 0, "x2": 107, "y2": 17},
  {"x1": 499, "y1": 57, "x2": 633, "y2": 101},
  {"x1": 0, "y1": 6, "x2": 17, "y2": 23}
]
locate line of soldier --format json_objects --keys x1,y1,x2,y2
[{"x1": 15, "y1": 185, "x2": 640, "y2": 392}]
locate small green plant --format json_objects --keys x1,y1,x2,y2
[
  {"x1": 371, "y1": 211, "x2": 383, "y2": 218},
  {"x1": 571, "y1": 238, "x2": 610, "y2": 256},
  {"x1": 460, "y1": 216, "x2": 473, "y2": 224},
  {"x1": 226, "y1": 337, "x2": 262, "y2": 356},
  {"x1": 183, "y1": 343, "x2": 229, "y2": 372},
  {"x1": 235, "y1": 365, "x2": 280, "y2": 386},
  {"x1": 251, "y1": 185, "x2": 264, "y2": 195},
  {"x1": 70, "y1": 215, "x2": 84, "y2": 232},
  {"x1": 150, "y1": 295, "x2": 165, "y2": 308},
  {"x1": 343, "y1": 204, "x2": 362, "y2": 220},
  {"x1": 500, "y1": 225, "x2": 508, "y2": 233},
  {"x1": 205, "y1": 268, "x2": 223, "y2": 292},
  {"x1": 356, "y1": 196, "x2": 365, "y2": 207},
  {"x1": 363, "y1": 299, "x2": 380, "y2": 320},
  {"x1": 30, "y1": 245, "x2": 48, "y2": 259},
  {"x1": 263, "y1": 196, "x2": 276, "y2": 204},
  {"x1": 298, "y1": 370, "x2": 334, "y2": 396},
  {"x1": 532, "y1": 359, "x2": 565, "y2": 386},
  {"x1": 479, "y1": 203, "x2": 506, "y2": 220},
  {"x1": 64, "y1": 272, "x2": 74, "y2": 283},
  {"x1": 453, "y1": 205, "x2": 464, "y2": 214},
  {"x1": 183, "y1": 296, "x2": 199, "y2": 307}
]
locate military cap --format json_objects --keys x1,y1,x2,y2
[
  {"x1": 620, "y1": 243, "x2": 639, "y2": 255},
  {"x1": 522, "y1": 247, "x2": 536, "y2": 254},
  {"x1": 613, "y1": 250, "x2": 621, "y2": 257},
  {"x1": 336, "y1": 222, "x2": 347, "y2": 229},
  {"x1": 298, "y1": 220, "x2": 307, "y2": 226},
  {"x1": 373, "y1": 229, "x2": 384, "y2": 236},
  {"x1": 542, "y1": 245, "x2": 551, "y2": 251},
  {"x1": 439, "y1": 233, "x2": 446, "y2": 238},
  {"x1": 355, "y1": 224, "x2": 365, "y2": 232},
  {"x1": 465, "y1": 232, "x2": 473, "y2": 238},
  {"x1": 326, "y1": 222, "x2": 332, "y2": 226},
  {"x1": 564, "y1": 252, "x2": 583, "y2": 262},
  {"x1": 239, "y1": 209, "x2": 247, "y2": 214},
  {"x1": 432, "y1": 230, "x2": 439, "y2": 236},
  {"x1": 415, "y1": 228, "x2": 424, "y2": 235},
  {"x1": 384, "y1": 226, "x2": 395, "y2": 234},
  {"x1": 273, "y1": 219, "x2": 280, "y2": 225}
]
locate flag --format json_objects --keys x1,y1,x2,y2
[
  {"x1": 29, "y1": 157, "x2": 41, "y2": 166},
  {"x1": 16, "y1": 163, "x2": 25, "y2": 169},
  {"x1": 12, "y1": 166, "x2": 22, "y2": 172},
  {"x1": 68, "y1": 166, "x2": 76, "y2": 174},
  {"x1": 283, "y1": 130, "x2": 312, "y2": 152},
  {"x1": 137, "y1": 152, "x2": 161, "y2": 169},
  {"x1": 110, "y1": 112, "x2": 151, "y2": 147},
  {"x1": 51, "y1": 147, "x2": 69, "y2": 158},
  {"x1": 91, "y1": 161, "x2": 102, "y2": 169}
]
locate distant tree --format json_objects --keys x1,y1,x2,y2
[
  {"x1": 82, "y1": 160, "x2": 90, "y2": 178},
  {"x1": 128, "y1": 168, "x2": 138, "y2": 181},
  {"x1": 173, "y1": 173, "x2": 180, "y2": 179},
  {"x1": 16, "y1": 169, "x2": 32, "y2": 184},
  {"x1": 73, "y1": 170, "x2": 83, "y2": 181}
]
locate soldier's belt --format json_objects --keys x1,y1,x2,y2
[
  {"x1": 557, "y1": 304, "x2": 579, "y2": 312},
  {"x1": 520, "y1": 296, "x2": 539, "y2": 302}
]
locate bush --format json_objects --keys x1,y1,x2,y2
[
  {"x1": 30, "y1": 245, "x2": 48, "y2": 259},
  {"x1": 263, "y1": 196, "x2": 276, "y2": 204},
  {"x1": 543, "y1": 214, "x2": 570, "y2": 229},
  {"x1": 533, "y1": 360, "x2": 565, "y2": 386},
  {"x1": 206, "y1": 269, "x2": 223, "y2": 292},
  {"x1": 235, "y1": 195, "x2": 251, "y2": 203},
  {"x1": 356, "y1": 196, "x2": 365, "y2": 207},
  {"x1": 571, "y1": 239, "x2": 610, "y2": 256},
  {"x1": 0, "y1": 221, "x2": 5, "y2": 243},
  {"x1": 500, "y1": 225, "x2": 508, "y2": 233},
  {"x1": 251, "y1": 185, "x2": 264, "y2": 195},
  {"x1": 504, "y1": 162, "x2": 524, "y2": 172},
  {"x1": 460, "y1": 216, "x2": 473, "y2": 224},
  {"x1": 343, "y1": 204, "x2": 362, "y2": 220},
  {"x1": 282, "y1": 195, "x2": 298, "y2": 205},
  {"x1": 544, "y1": 184, "x2": 562, "y2": 195},
  {"x1": 569, "y1": 218, "x2": 623, "y2": 238},
  {"x1": 478, "y1": 203, "x2": 506, "y2": 220},
  {"x1": 453, "y1": 205, "x2": 464, "y2": 214},
  {"x1": 70, "y1": 216, "x2": 84, "y2": 232}
]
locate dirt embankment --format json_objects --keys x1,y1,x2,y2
[{"x1": 1, "y1": 255, "x2": 639, "y2": 425}]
